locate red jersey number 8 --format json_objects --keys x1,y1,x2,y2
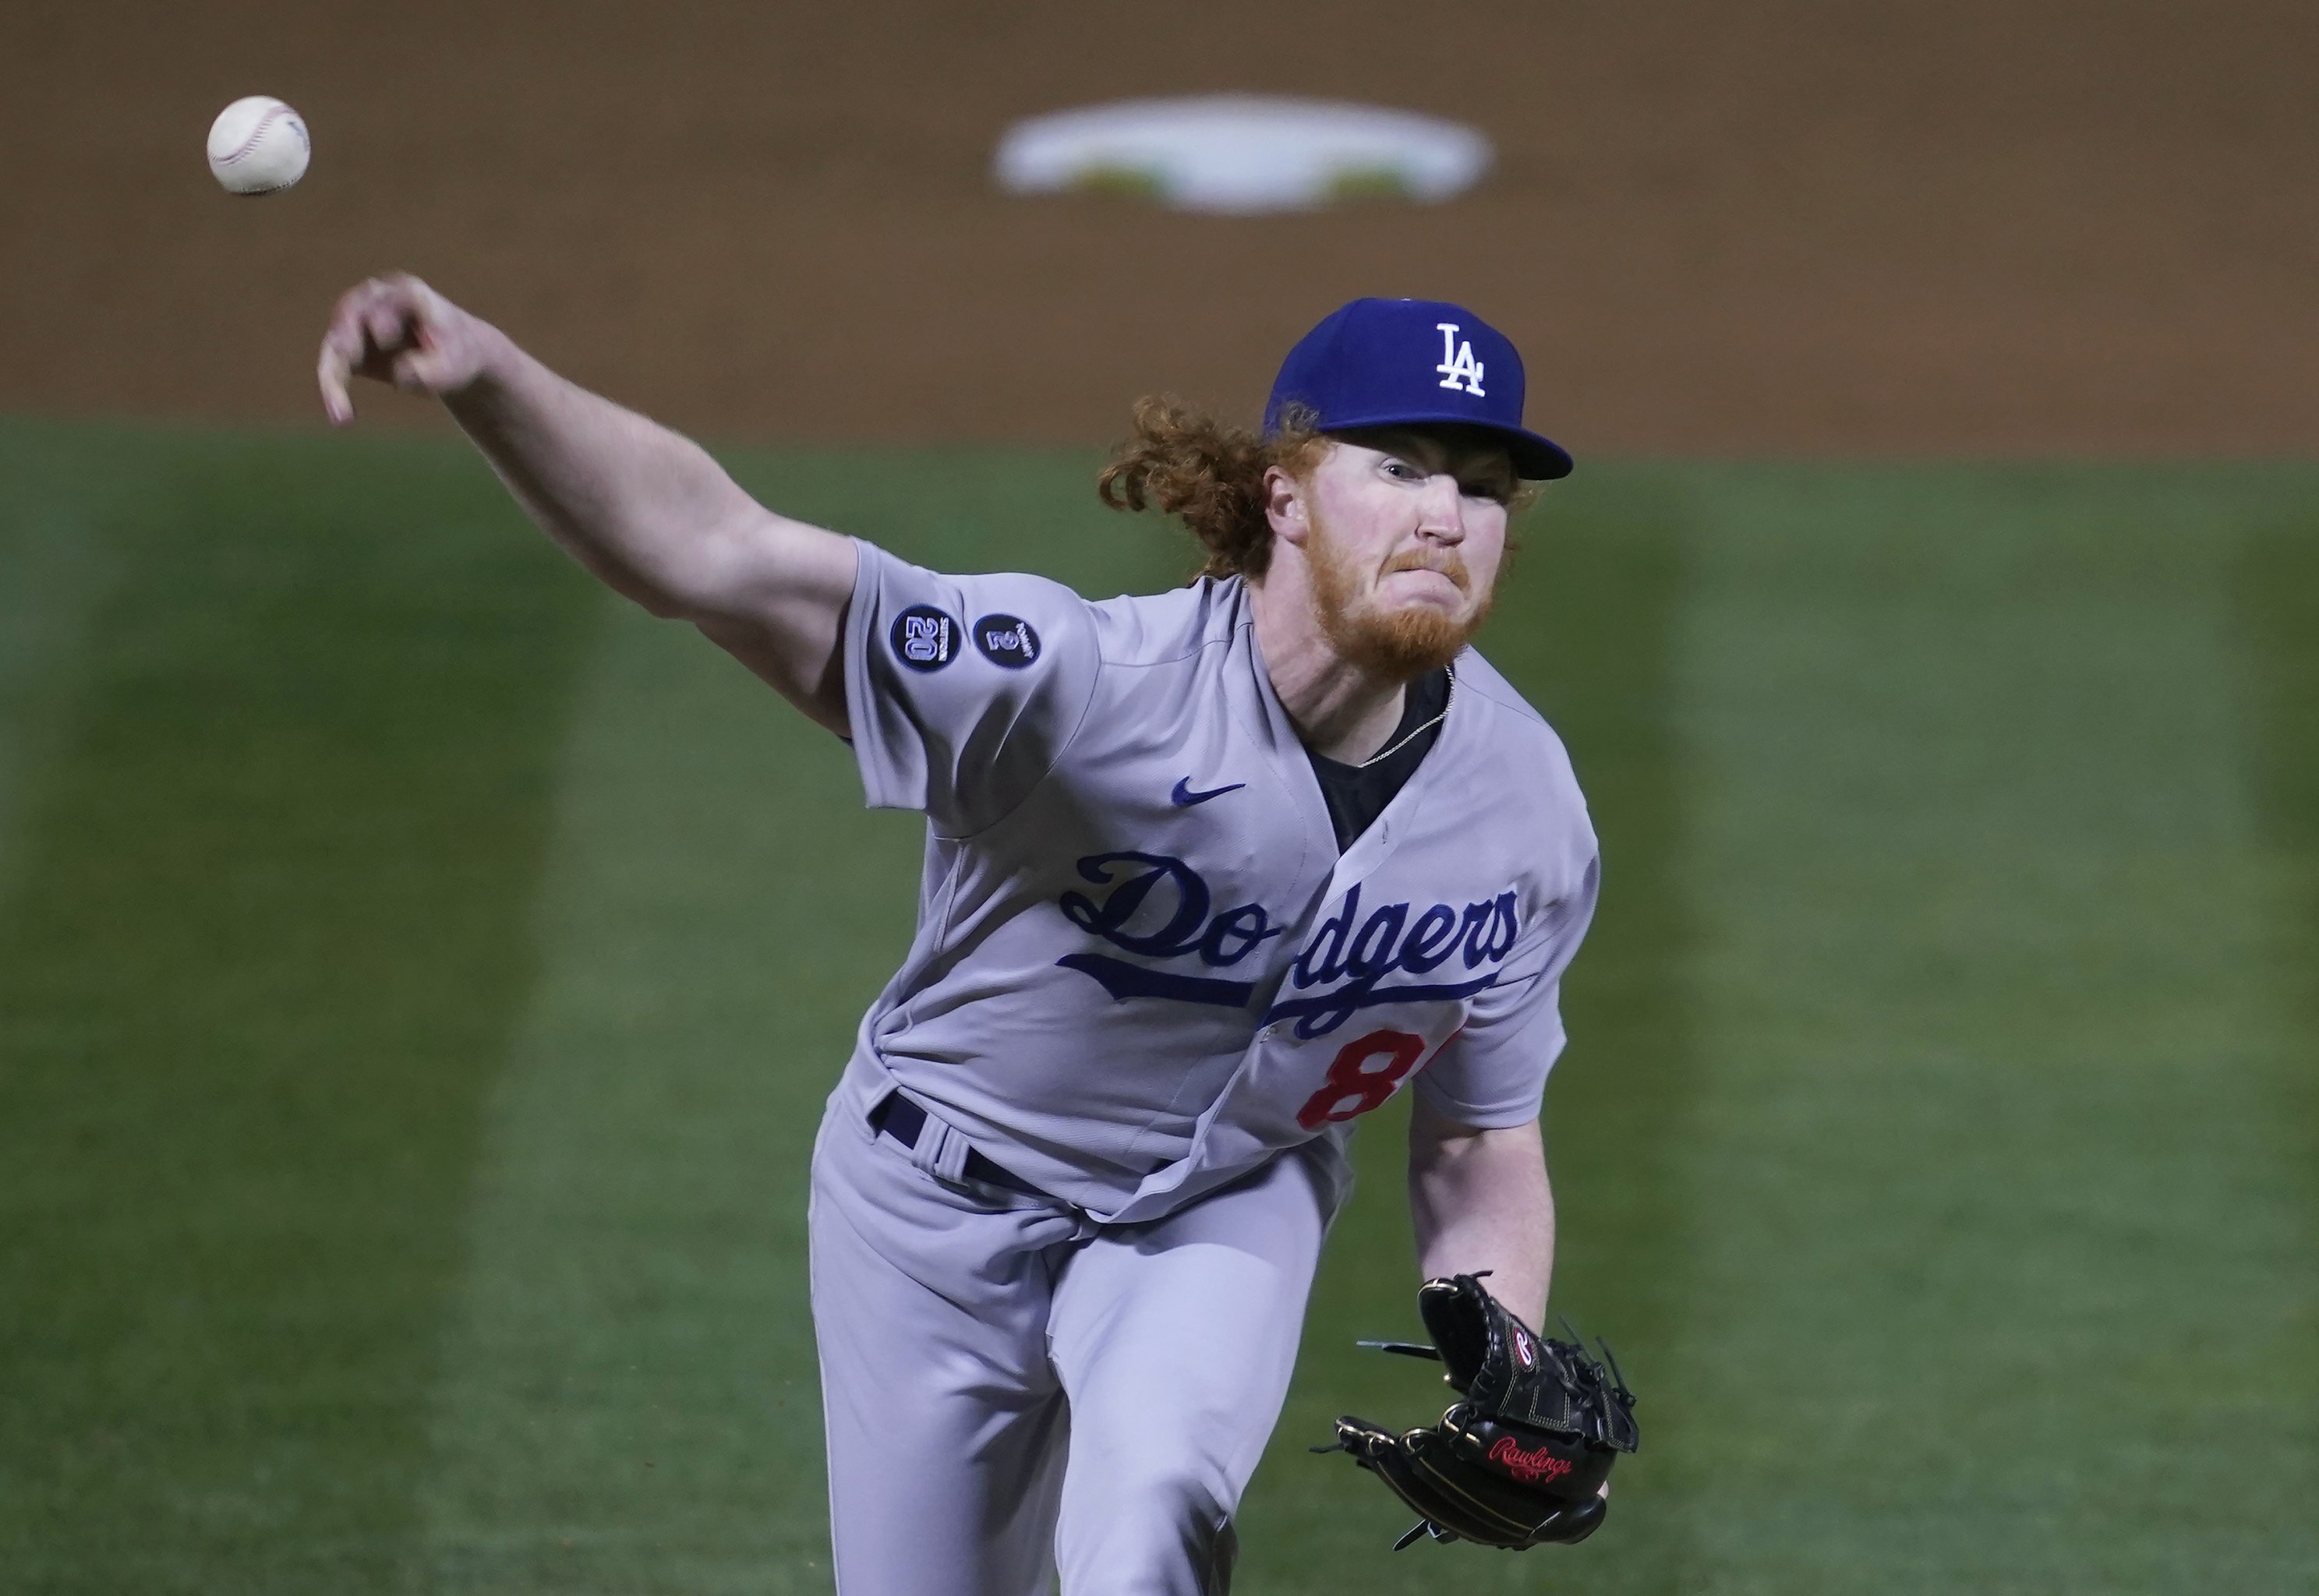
[{"x1": 1295, "y1": 1028, "x2": 1430, "y2": 1129}]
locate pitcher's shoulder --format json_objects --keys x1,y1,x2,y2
[
  {"x1": 1455, "y1": 648, "x2": 1584, "y2": 793},
  {"x1": 1088, "y1": 575, "x2": 1248, "y2": 669}
]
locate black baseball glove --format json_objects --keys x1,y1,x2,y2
[{"x1": 1317, "y1": 1273, "x2": 1639, "y2": 1551}]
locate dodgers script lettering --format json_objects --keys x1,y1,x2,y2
[{"x1": 1054, "y1": 852, "x2": 1522, "y2": 1036}]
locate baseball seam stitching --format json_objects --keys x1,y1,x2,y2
[{"x1": 217, "y1": 104, "x2": 298, "y2": 168}]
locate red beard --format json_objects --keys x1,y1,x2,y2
[{"x1": 1305, "y1": 513, "x2": 1494, "y2": 680}]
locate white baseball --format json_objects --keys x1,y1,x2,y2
[{"x1": 207, "y1": 97, "x2": 310, "y2": 196}]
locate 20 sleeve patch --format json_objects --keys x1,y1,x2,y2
[{"x1": 891, "y1": 606, "x2": 962, "y2": 672}]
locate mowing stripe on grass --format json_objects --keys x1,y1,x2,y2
[
  {"x1": 1660, "y1": 468, "x2": 2318, "y2": 1595},
  {"x1": 1512, "y1": 478, "x2": 1704, "y2": 1596},
  {"x1": 409, "y1": 603, "x2": 896, "y2": 1594},
  {"x1": 2230, "y1": 511, "x2": 2319, "y2": 1521},
  {"x1": 0, "y1": 429, "x2": 599, "y2": 1595},
  {"x1": 409, "y1": 449, "x2": 1190, "y2": 1591},
  {"x1": 0, "y1": 423, "x2": 125, "y2": 904}
]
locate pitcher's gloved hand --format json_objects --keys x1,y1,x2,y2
[{"x1": 1317, "y1": 1273, "x2": 1639, "y2": 1551}]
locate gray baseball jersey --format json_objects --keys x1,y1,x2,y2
[{"x1": 834, "y1": 539, "x2": 1599, "y2": 1224}]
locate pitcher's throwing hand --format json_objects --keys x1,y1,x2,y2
[{"x1": 317, "y1": 274, "x2": 498, "y2": 422}]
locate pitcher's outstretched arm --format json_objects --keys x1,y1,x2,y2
[{"x1": 318, "y1": 273, "x2": 857, "y2": 733}]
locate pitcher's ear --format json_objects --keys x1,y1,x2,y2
[{"x1": 1264, "y1": 464, "x2": 1310, "y2": 546}]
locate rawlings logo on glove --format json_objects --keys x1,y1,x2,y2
[
  {"x1": 1487, "y1": 1434, "x2": 1572, "y2": 1485},
  {"x1": 1313, "y1": 1273, "x2": 1639, "y2": 1552}
]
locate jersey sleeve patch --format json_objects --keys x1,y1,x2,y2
[
  {"x1": 971, "y1": 614, "x2": 1041, "y2": 668},
  {"x1": 844, "y1": 542, "x2": 1100, "y2": 835},
  {"x1": 891, "y1": 606, "x2": 963, "y2": 672}
]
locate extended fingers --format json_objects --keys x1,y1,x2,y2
[
  {"x1": 317, "y1": 276, "x2": 438, "y2": 422},
  {"x1": 316, "y1": 281, "x2": 381, "y2": 423}
]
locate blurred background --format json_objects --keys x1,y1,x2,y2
[
  {"x1": 2, "y1": 3, "x2": 2314, "y2": 1594},
  {"x1": 8, "y1": 0, "x2": 2318, "y2": 450}
]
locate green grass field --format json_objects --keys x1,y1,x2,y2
[{"x1": 2, "y1": 418, "x2": 2314, "y2": 1594}]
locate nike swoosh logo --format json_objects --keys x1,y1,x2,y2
[{"x1": 1171, "y1": 778, "x2": 1246, "y2": 807}]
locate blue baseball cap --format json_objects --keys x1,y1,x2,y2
[{"x1": 1263, "y1": 297, "x2": 1573, "y2": 481}]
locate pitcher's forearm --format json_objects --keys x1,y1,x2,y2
[
  {"x1": 1408, "y1": 1103, "x2": 1554, "y2": 1326},
  {"x1": 441, "y1": 332, "x2": 768, "y2": 620}
]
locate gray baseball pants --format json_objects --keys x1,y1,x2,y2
[{"x1": 808, "y1": 1091, "x2": 1342, "y2": 1595}]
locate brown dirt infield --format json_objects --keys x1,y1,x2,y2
[{"x1": 3, "y1": 0, "x2": 2314, "y2": 455}]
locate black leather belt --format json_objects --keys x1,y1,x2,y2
[{"x1": 870, "y1": 1092, "x2": 1047, "y2": 1199}]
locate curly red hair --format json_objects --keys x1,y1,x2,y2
[{"x1": 1096, "y1": 397, "x2": 1327, "y2": 580}]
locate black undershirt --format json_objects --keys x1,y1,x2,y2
[{"x1": 1306, "y1": 666, "x2": 1452, "y2": 852}]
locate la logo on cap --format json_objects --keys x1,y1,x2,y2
[
  {"x1": 1435, "y1": 322, "x2": 1486, "y2": 397},
  {"x1": 1262, "y1": 296, "x2": 1573, "y2": 480}
]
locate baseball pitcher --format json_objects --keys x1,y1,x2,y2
[{"x1": 317, "y1": 285, "x2": 1635, "y2": 1593}]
